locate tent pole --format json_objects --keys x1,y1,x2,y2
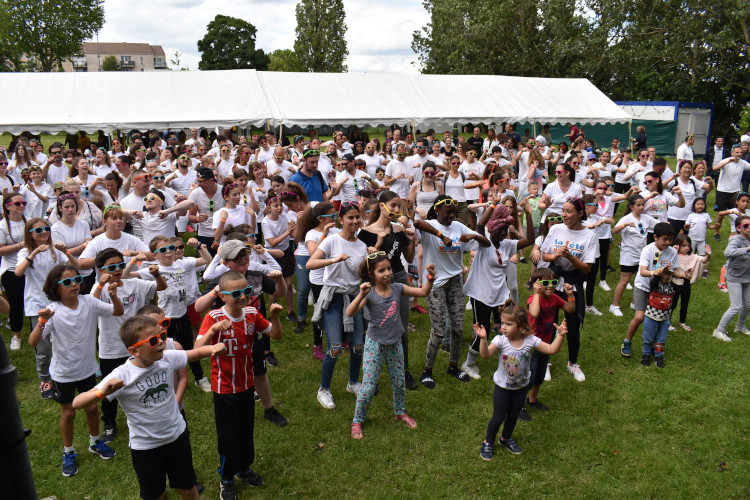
[
  {"x1": 279, "y1": 122, "x2": 283, "y2": 142},
  {"x1": 411, "y1": 119, "x2": 415, "y2": 137},
  {"x1": 533, "y1": 119, "x2": 536, "y2": 138},
  {"x1": 628, "y1": 119, "x2": 633, "y2": 151}
]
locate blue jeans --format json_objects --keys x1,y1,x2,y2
[
  {"x1": 295, "y1": 255, "x2": 311, "y2": 321},
  {"x1": 321, "y1": 293, "x2": 364, "y2": 390},
  {"x1": 642, "y1": 316, "x2": 669, "y2": 357}
]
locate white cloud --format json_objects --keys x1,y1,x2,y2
[{"x1": 97, "y1": 0, "x2": 428, "y2": 73}]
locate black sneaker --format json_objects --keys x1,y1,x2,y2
[
  {"x1": 420, "y1": 370, "x2": 435, "y2": 389},
  {"x1": 264, "y1": 406, "x2": 288, "y2": 427},
  {"x1": 499, "y1": 437, "x2": 523, "y2": 455},
  {"x1": 519, "y1": 256, "x2": 527, "y2": 263},
  {"x1": 220, "y1": 479, "x2": 236, "y2": 500},
  {"x1": 641, "y1": 353, "x2": 651, "y2": 367},
  {"x1": 294, "y1": 320, "x2": 306, "y2": 334},
  {"x1": 253, "y1": 390, "x2": 260, "y2": 401},
  {"x1": 102, "y1": 424, "x2": 116, "y2": 443},
  {"x1": 527, "y1": 399, "x2": 549, "y2": 412},
  {"x1": 480, "y1": 441, "x2": 494, "y2": 461},
  {"x1": 266, "y1": 351, "x2": 278, "y2": 366},
  {"x1": 40, "y1": 381, "x2": 55, "y2": 400},
  {"x1": 235, "y1": 467, "x2": 263, "y2": 487},
  {"x1": 518, "y1": 406, "x2": 531, "y2": 421},
  {"x1": 196, "y1": 482, "x2": 204, "y2": 495},
  {"x1": 655, "y1": 356, "x2": 665, "y2": 368},
  {"x1": 608, "y1": 265, "x2": 616, "y2": 273},
  {"x1": 404, "y1": 370, "x2": 418, "y2": 391},
  {"x1": 286, "y1": 312, "x2": 300, "y2": 324},
  {"x1": 446, "y1": 365, "x2": 471, "y2": 383}
]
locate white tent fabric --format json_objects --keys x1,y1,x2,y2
[
  {"x1": 258, "y1": 72, "x2": 630, "y2": 129},
  {"x1": 0, "y1": 70, "x2": 271, "y2": 134},
  {"x1": 0, "y1": 70, "x2": 629, "y2": 134}
]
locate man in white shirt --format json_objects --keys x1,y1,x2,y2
[
  {"x1": 267, "y1": 146, "x2": 296, "y2": 181},
  {"x1": 256, "y1": 136, "x2": 274, "y2": 165},
  {"x1": 330, "y1": 155, "x2": 377, "y2": 203},
  {"x1": 29, "y1": 139, "x2": 48, "y2": 165},
  {"x1": 41, "y1": 142, "x2": 69, "y2": 186},
  {"x1": 356, "y1": 141, "x2": 387, "y2": 178},
  {"x1": 184, "y1": 128, "x2": 205, "y2": 153},
  {"x1": 459, "y1": 146, "x2": 484, "y2": 228},
  {"x1": 713, "y1": 145, "x2": 750, "y2": 211},
  {"x1": 119, "y1": 169, "x2": 180, "y2": 240},
  {"x1": 406, "y1": 138, "x2": 431, "y2": 182},
  {"x1": 384, "y1": 144, "x2": 413, "y2": 198},
  {"x1": 676, "y1": 135, "x2": 695, "y2": 162}
]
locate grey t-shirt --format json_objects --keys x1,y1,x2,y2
[{"x1": 365, "y1": 283, "x2": 405, "y2": 345}]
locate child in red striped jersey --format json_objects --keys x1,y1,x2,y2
[{"x1": 195, "y1": 271, "x2": 283, "y2": 497}]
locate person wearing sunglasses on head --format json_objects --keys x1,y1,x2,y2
[
  {"x1": 140, "y1": 188, "x2": 190, "y2": 247},
  {"x1": 51, "y1": 190, "x2": 98, "y2": 293},
  {"x1": 29, "y1": 264, "x2": 124, "y2": 477},
  {"x1": 623, "y1": 146, "x2": 652, "y2": 188},
  {"x1": 0, "y1": 193, "x2": 29, "y2": 353},
  {"x1": 41, "y1": 142, "x2": 71, "y2": 186},
  {"x1": 189, "y1": 168, "x2": 226, "y2": 253},
  {"x1": 91, "y1": 248, "x2": 167, "y2": 443},
  {"x1": 19, "y1": 164, "x2": 53, "y2": 219},
  {"x1": 537, "y1": 163, "x2": 583, "y2": 220}
]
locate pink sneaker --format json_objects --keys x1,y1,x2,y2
[
  {"x1": 313, "y1": 345, "x2": 324, "y2": 361},
  {"x1": 411, "y1": 304, "x2": 428, "y2": 314}
]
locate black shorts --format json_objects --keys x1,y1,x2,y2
[
  {"x1": 716, "y1": 190, "x2": 737, "y2": 211},
  {"x1": 51, "y1": 374, "x2": 97, "y2": 405},
  {"x1": 275, "y1": 244, "x2": 296, "y2": 278},
  {"x1": 620, "y1": 264, "x2": 638, "y2": 274},
  {"x1": 252, "y1": 332, "x2": 267, "y2": 376},
  {"x1": 131, "y1": 429, "x2": 197, "y2": 500}
]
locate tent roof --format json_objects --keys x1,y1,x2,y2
[{"x1": 0, "y1": 70, "x2": 629, "y2": 134}]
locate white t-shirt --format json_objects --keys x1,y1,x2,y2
[
  {"x1": 334, "y1": 170, "x2": 366, "y2": 203},
  {"x1": 539, "y1": 224, "x2": 596, "y2": 290},
  {"x1": 212, "y1": 206, "x2": 253, "y2": 243},
  {"x1": 46, "y1": 164, "x2": 69, "y2": 186},
  {"x1": 94, "y1": 164, "x2": 117, "y2": 178},
  {"x1": 189, "y1": 187, "x2": 226, "y2": 237},
  {"x1": 541, "y1": 182, "x2": 583, "y2": 218},
  {"x1": 0, "y1": 219, "x2": 26, "y2": 275},
  {"x1": 119, "y1": 191, "x2": 176, "y2": 240},
  {"x1": 268, "y1": 160, "x2": 295, "y2": 181},
  {"x1": 534, "y1": 235, "x2": 549, "y2": 269},
  {"x1": 18, "y1": 246, "x2": 70, "y2": 315},
  {"x1": 676, "y1": 143, "x2": 694, "y2": 162},
  {"x1": 262, "y1": 216, "x2": 290, "y2": 251},
  {"x1": 385, "y1": 160, "x2": 412, "y2": 198},
  {"x1": 637, "y1": 168, "x2": 674, "y2": 192},
  {"x1": 51, "y1": 219, "x2": 93, "y2": 277},
  {"x1": 315, "y1": 233, "x2": 367, "y2": 288},
  {"x1": 666, "y1": 178, "x2": 698, "y2": 221},
  {"x1": 98, "y1": 279, "x2": 157, "y2": 359},
  {"x1": 406, "y1": 154, "x2": 430, "y2": 182},
  {"x1": 42, "y1": 294, "x2": 115, "y2": 383},
  {"x1": 640, "y1": 190, "x2": 679, "y2": 224},
  {"x1": 634, "y1": 243, "x2": 679, "y2": 292},
  {"x1": 257, "y1": 146, "x2": 274, "y2": 164},
  {"x1": 463, "y1": 239, "x2": 518, "y2": 307},
  {"x1": 357, "y1": 153, "x2": 384, "y2": 178},
  {"x1": 617, "y1": 213, "x2": 658, "y2": 266},
  {"x1": 80, "y1": 232, "x2": 150, "y2": 268},
  {"x1": 250, "y1": 178, "x2": 271, "y2": 224},
  {"x1": 490, "y1": 334, "x2": 542, "y2": 390},
  {"x1": 138, "y1": 258, "x2": 197, "y2": 319},
  {"x1": 217, "y1": 159, "x2": 235, "y2": 180},
  {"x1": 459, "y1": 161, "x2": 483, "y2": 200},
  {"x1": 684, "y1": 212, "x2": 712, "y2": 242},
  {"x1": 419, "y1": 219, "x2": 479, "y2": 287},
  {"x1": 20, "y1": 183, "x2": 53, "y2": 219},
  {"x1": 717, "y1": 159, "x2": 750, "y2": 193},
  {"x1": 99, "y1": 350, "x2": 187, "y2": 450},
  {"x1": 443, "y1": 173, "x2": 467, "y2": 202},
  {"x1": 594, "y1": 196, "x2": 614, "y2": 239},
  {"x1": 168, "y1": 169, "x2": 197, "y2": 196},
  {"x1": 139, "y1": 211, "x2": 179, "y2": 250}
]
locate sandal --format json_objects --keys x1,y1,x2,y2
[
  {"x1": 408, "y1": 323, "x2": 416, "y2": 332},
  {"x1": 395, "y1": 413, "x2": 418, "y2": 429},
  {"x1": 351, "y1": 423, "x2": 363, "y2": 439},
  {"x1": 680, "y1": 323, "x2": 691, "y2": 332}
]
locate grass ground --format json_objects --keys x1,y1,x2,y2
[{"x1": 2, "y1": 154, "x2": 749, "y2": 499}]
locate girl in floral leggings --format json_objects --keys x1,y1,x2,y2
[{"x1": 345, "y1": 254, "x2": 435, "y2": 439}]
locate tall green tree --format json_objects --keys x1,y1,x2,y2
[
  {"x1": 100, "y1": 54, "x2": 119, "y2": 71},
  {"x1": 293, "y1": 0, "x2": 348, "y2": 72},
  {"x1": 0, "y1": 0, "x2": 104, "y2": 72},
  {"x1": 197, "y1": 14, "x2": 269, "y2": 70},
  {"x1": 268, "y1": 49, "x2": 306, "y2": 72}
]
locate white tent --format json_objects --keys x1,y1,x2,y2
[
  {"x1": 0, "y1": 70, "x2": 629, "y2": 134},
  {"x1": 0, "y1": 69, "x2": 271, "y2": 134}
]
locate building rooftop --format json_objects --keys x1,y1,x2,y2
[{"x1": 82, "y1": 42, "x2": 165, "y2": 57}]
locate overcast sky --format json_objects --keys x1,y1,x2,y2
[{"x1": 97, "y1": 0, "x2": 429, "y2": 73}]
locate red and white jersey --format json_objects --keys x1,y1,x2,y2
[{"x1": 198, "y1": 306, "x2": 271, "y2": 394}]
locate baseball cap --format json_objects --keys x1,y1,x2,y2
[
  {"x1": 342, "y1": 153, "x2": 355, "y2": 162},
  {"x1": 220, "y1": 240, "x2": 249, "y2": 261},
  {"x1": 196, "y1": 167, "x2": 215, "y2": 180}
]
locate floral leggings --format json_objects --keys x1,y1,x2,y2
[{"x1": 353, "y1": 337, "x2": 406, "y2": 424}]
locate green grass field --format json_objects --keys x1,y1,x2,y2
[{"x1": 2, "y1": 151, "x2": 750, "y2": 499}]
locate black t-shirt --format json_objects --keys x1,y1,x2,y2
[
  {"x1": 357, "y1": 226, "x2": 410, "y2": 274},
  {"x1": 467, "y1": 137, "x2": 483, "y2": 149},
  {"x1": 441, "y1": 146, "x2": 456, "y2": 156}
]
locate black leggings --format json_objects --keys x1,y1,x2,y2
[
  {"x1": 485, "y1": 384, "x2": 526, "y2": 443},
  {"x1": 311, "y1": 283, "x2": 323, "y2": 346},
  {"x1": 469, "y1": 298, "x2": 499, "y2": 354},
  {"x1": 167, "y1": 314, "x2": 203, "y2": 381},
  {"x1": 1, "y1": 271, "x2": 25, "y2": 332},
  {"x1": 613, "y1": 182, "x2": 630, "y2": 216},
  {"x1": 585, "y1": 239, "x2": 611, "y2": 305},
  {"x1": 556, "y1": 285, "x2": 584, "y2": 365},
  {"x1": 671, "y1": 282, "x2": 691, "y2": 324}
]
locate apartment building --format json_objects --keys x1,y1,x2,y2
[{"x1": 62, "y1": 42, "x2": 167, "y2": 72}]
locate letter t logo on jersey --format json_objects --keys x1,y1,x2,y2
[{"x1": 223, "y1": 337, "x2": 239, "y2": 357}]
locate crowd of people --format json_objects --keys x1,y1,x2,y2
[{"x1": 2, "y1": 124, "x2": 750, "y2": 498}]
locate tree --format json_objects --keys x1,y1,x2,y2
[
  {"x1": 268, "y1": 49, "x2": 306, "y2": 72},
  {"x1": 100, "y1": 54, "x2": 119, "y2": 71},
  {"x1": 197, "y1": 14, "x2": 269, "y2": 70},
  {"x1": 293, "y1": 0, "x2": 348, "y2": 72},
  {"x1": 0, "y1": 0, "x2": 104, "y2": 72}
]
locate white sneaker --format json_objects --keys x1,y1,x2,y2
[
  {"x1": 712, "y1": 329, "x2": 732, "y2": 342},
  {"x1": 629, "y1": 302, "x2": 636, "y2": 310},
  {"x1": 734, "y1": 326, "x2": 750, "y2": 335},
  {"x1": 346, "y1": 381, "x2": 362, "y2": 396},
  {"x1": 465, "y1": 301, "x2": 472, "y2": 310},
  {"x1": 308, "y1": 294, "x2": 314, "y2": 306},
  {"x1": 599, "y1": 280, "x2": 611, "y2": 292},
  {"x1": 585, "y1": 305, "x2": 602, "y2": 316},
  {"x1": 317, "y1": 388, "x2": 335, "y2": 409},
  {"x1": 195, "y1": 377, "x2": 211, "y2": 392},
  {"x1": 461, "y1": 362, "x2": 481, "y2": 380},
  {"x1": 567, "y1": 363, "x2": 586, "y2": 382},
  {"x1": 544, "y1": 363, "x2": 552, "y2": 381},
  {"x1": 626, "y1": 283, "x2": 633, "y2": 290},
  {"x1": 9, "y1": 335, "x2": 21, "y2": 351},
  {"x1": 609, "y1": 305, "x2": 623, "y2": 317}
]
